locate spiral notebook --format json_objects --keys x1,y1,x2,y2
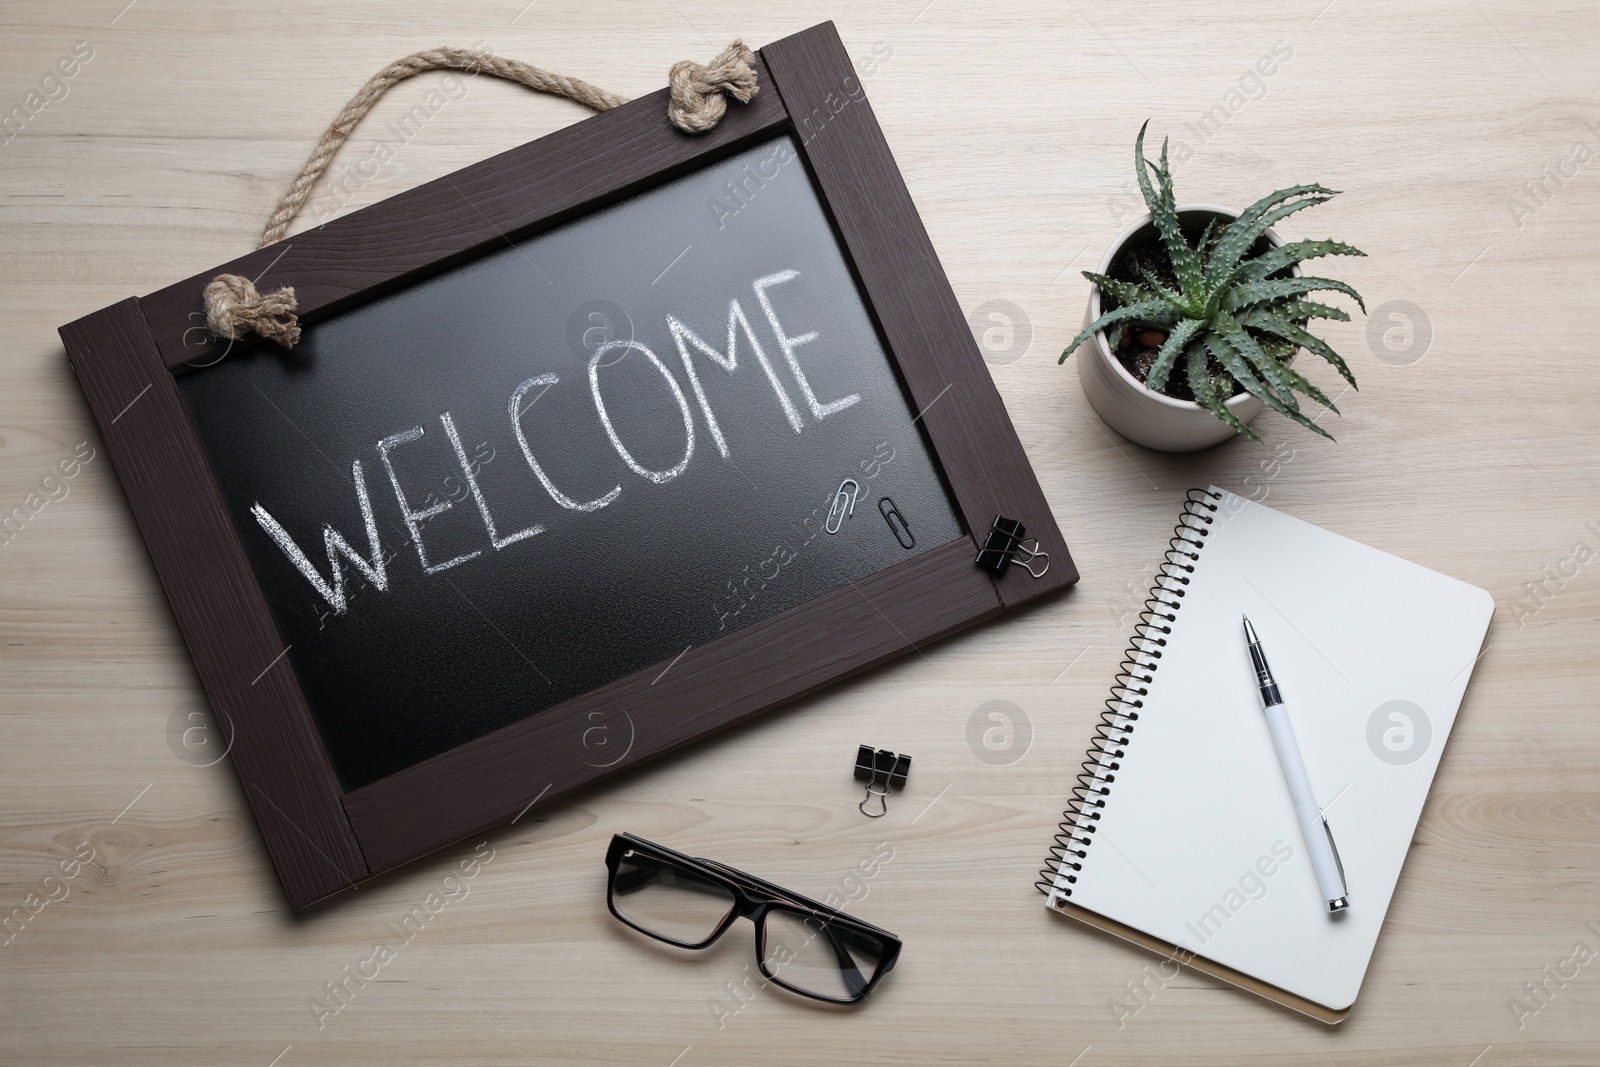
[{"x1": 1040, "y1": 486, "x2": 1494, "y2": 1023}]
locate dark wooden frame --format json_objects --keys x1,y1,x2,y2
[{"x1": 60, "y1": 21, "x2": 1077, "y2": 908}]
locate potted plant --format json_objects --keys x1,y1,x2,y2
[{"x1": 1063, "y1": 123, "x2": 1367, "y2": 451}]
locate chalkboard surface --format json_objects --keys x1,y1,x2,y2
[{"x1": 180, "y1": 135, "x2": 965, "y2": 790}]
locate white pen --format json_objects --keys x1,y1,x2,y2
[{"x1": 1243, "y1": 615, "x2": 1349, "y2": 913}]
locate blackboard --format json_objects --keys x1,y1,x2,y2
[
  {"x1": 179, "y1": 135, "x2": 964, "y2": 790},
  {"x1": 62, "y1": 22, "x2": 1077, "y2": 907}
]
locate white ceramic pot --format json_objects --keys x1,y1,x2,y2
[{"x1": 1076, "y1": 203, "x2": 1289, "y2": 453}]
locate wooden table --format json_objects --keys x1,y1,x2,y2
[{"x1": 3, "y1": 2, "x2": 1596, "y2": 1063}]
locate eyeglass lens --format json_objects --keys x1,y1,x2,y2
[
  {"x1": 760, "y1": 907, "x2": 884, "y2": 1001},
  {"x1": 612, "y1": 851, "x2": 736, "y2": 946}
]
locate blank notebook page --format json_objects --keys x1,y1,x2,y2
[{"x1": 1052, "y1": 487, "x2": 1493, "y2": 1011}]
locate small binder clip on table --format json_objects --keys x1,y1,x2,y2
[
  {"x1": 975, "y1": 515, "x2": 1050, "y2": 579},
  {"x1": 854, "y1": 745, "x2": 911, "y2": 818}
]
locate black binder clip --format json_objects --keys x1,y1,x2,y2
[
  {"x1": 854, "y1": 745, "x2": 911, "y2": 818},
  {"x1": 975, "y1": 515, "x2": 1050, "y2": 579}
]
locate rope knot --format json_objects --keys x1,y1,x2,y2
[
  {"x1": 203, "y1": 274, "x2": 301, "y2": 349},
  {"x1": 667, "y1": 40, "x2": 759, "y2": 134}
]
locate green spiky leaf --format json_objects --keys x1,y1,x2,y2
[
  {"x1": 1223, "y1": 275, "x2": 1367, "y2": 315},
  {"x1": 1212, "y1": 315, "x2": 1298, "y2": 411},
  {"x1": 1238, "y1": 307, "x2": 1358, "y2": 389},
  {"x1": 1209, "y1": 184, "x2": 1337, "y2": 273},
  {"x1": 1187, "y1": 346, "x2": 1259, "y2": 441},
  {"x1": 1239, "y1": 239, "x2": 1366, "y2": 282},
  {"x1": 1218, "y1": 196, "x2": 1335, "y2": 272},
  {"x1": 1081, "y1": 271, "x2": 1152, "y2": 307},
  {"x1": 1134, "y1": 123, "x2": 1205, "y2": 299},
  {"x1": 1060, "y1": 297, "x2": 1178, "y2": 362},
  {"x1": 1146, "y1": 317, "x2": 1206, "y2": 393},
  {"x1": 1265, "y1": 298, "x2": 1352, "y2": 324},
  {"x1": 1205, "y1": 332, "x2": 1290, "y2": 414},
  {"x1": 1138, "y1": 268, "x2": 1189, "y2": 313},
  {"x1": 1262, "y1": 352, "x2": 1339, "y2": 413},
  {"x1": 1207, "y1": 333, "x2": 1335, "y2": 440}
]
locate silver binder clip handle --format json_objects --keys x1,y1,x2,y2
[
  {"x1": 1015, "y1": 538, "x2": 1051, "y2": 579},
  {"x1": 859, "y1": 780, "x2": 890, "y2": 818}
]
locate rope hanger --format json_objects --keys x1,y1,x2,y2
[{"x1": 204, "y1": 40, "x2": 758, "y2": 350}]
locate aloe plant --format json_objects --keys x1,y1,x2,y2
[{"x1": 1061, "y1": 122, "x2": 1366, "y2": 440}]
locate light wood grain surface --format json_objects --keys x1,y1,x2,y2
[{"x1": 3, "y1": 1, "x2": 1598, "y2": 1063}]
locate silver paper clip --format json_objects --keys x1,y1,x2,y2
[{"x1": 825, "y1": 479, "x2": 860, "y2": 534}]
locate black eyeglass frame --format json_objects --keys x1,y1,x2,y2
[{"x1": 604, "y1": 832, "x2": 902, "y2": 1004}]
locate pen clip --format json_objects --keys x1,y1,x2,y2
[{"x1": 1318, "y1": 809, "x2": 1347, "y2": 892}]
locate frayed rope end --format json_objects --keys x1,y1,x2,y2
[{"x1": 203, "y1": 274, "x2": 301, "y2": 349}]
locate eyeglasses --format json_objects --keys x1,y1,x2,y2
[{"x1": 604, "y1": 833, "x2": 901, "y2": 1005}]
